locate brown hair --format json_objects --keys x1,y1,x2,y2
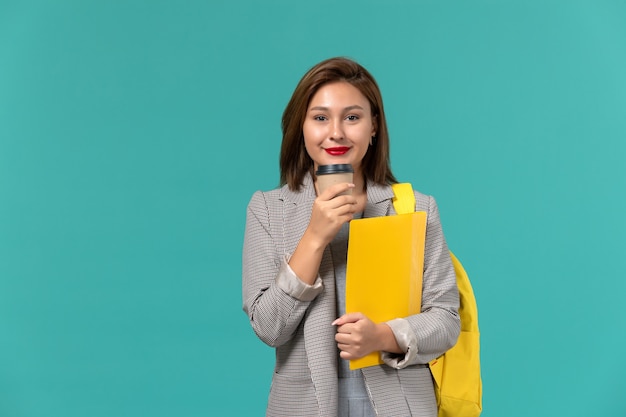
[{"x1": 279, "y1": 57, "x2": 397, "y2": 191}]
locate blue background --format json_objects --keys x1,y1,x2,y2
[{"x1": 1, "y1": 1, "x2": 625, "y2": 416}]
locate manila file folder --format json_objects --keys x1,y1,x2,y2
[{"x1": 345, "y1": 211, "x2": 427, "y2": 370}]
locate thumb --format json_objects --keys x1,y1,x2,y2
[{"x1": 331, "y1": 312, "x2": 365, "y2": 326}]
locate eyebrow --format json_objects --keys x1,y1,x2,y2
[{"x1": 308, "y1": 105, "x2": 365, "y2": 112}]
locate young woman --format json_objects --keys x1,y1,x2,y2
[{"x1": 242, "y1": 57, "x2": 460, "y2": 417}]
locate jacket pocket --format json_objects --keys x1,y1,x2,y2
[{"x1": 267, "y1": 373, "x2": 318, "y2": 417}]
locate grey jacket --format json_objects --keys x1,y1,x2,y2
[{"x1": 242, "y1": 174, "x2": 460, "y2": 416}]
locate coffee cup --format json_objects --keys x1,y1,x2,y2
[{"x1": 315, "y1": 164, "x2": 354, "y2": 196}]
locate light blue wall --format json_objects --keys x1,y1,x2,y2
[{"x1": 1, "y1": 1, "x2": 625, "y2": 416}]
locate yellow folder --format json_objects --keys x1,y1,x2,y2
[{"x1": 345, "y1": 211, "x2": 427, "y2": 369}]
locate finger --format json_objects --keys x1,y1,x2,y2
[
  {"x1": 318, "y1": 196, "x2": 358, "y2": 213},
  {"x1": 337, "y1": 343, "x2": 352, "y2": 353},
  {"x1": 316, "y1": 209, "x2": 354, "y2": 230},
  {"x1": 336, "y1": 338, "x2": 354, "y2": 351},
  {"x1": 336, "y1": 323, "x2": 358, "y2": 335},
  {"x1": 333, "y1": 209, "x2": 356, "y2": 223},
  {"x1": 332, "y1": 312, "x2": 365, "y2": 326},
  {"x1": 339, "y1": 349, "x2": 357, "y2": 360}
]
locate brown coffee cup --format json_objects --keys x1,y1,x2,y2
[{"x1": 315, "y1": 164, "x2": 354, "y2": 196}]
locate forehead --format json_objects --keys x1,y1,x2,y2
[{"x1": 308, "y1": 81, "x2": 370, "y2": 109}]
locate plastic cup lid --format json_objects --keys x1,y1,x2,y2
[{"x1": 315, "y1": 164, "x2": 354, "y2": 175}]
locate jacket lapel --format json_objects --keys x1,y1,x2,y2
[
  {"x1": 364, "y1": 181, "x2": 395, "y2": 219},
  {"x1": 280, "y1": 175, "x2": 339, "y2": 416}
]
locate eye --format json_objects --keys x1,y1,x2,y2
[
  {"x1": 313, "y1": 115, "x2": 328, "y2": 121},
  {"x1": 346, "y1": 115, "x2": 360, "y2": 121}
]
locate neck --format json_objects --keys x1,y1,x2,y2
[
  {"x1": 352, "y1": 171, "x2": 366, "y2": 196},
  {"x1": 352, "y1": 172, "x2": 368, "y2": 214}
]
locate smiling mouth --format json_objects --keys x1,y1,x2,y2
[{"x1": 325, "y1": 147, "x2": 350, "y2": 156}]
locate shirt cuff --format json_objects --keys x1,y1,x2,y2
[
  {"x1": 275, "y1": 256, "x2": 323, "y2": 302},
  {"x1": 381, "y1": 318, "x2": 419, "y2": 369}
]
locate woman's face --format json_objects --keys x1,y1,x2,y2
[{"x1": 303, "y1": 81, "x2": 376, "y2": 176}]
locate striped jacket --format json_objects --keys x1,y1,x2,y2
[{"x1": 242, "y1": 174, "x2": 460, "y2": 416}]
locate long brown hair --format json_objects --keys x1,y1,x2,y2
[{"x1": 279, "y1": 57, "x2": 397, "y2": 191}]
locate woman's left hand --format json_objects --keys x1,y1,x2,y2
[{"x1": 332, "y1": 313, "x2": 402, "y2": 360}]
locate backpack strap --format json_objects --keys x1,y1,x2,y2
[{"x1": 391, "y1": 183, "x2": 415, "y2": 215}]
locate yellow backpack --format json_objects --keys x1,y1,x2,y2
[{"x1": 392, "y1": 183, "x2": 482, "y2": 417}]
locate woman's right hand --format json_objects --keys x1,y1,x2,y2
[
  {"x1": 287, "y1": 182, "x2": 356, "y2": 285},
  {"x1": 307, "y1": 182, "x2": 357, "y2": 247}
]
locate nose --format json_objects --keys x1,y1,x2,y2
[{"x1": 329, "y1": 118, "x2": 345, "y2": 141}]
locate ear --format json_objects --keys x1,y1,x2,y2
[{"x1": 371, "y1": 114, "x2": 378, "y2": 137}]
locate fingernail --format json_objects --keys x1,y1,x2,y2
[{"x1": 331, "y1": 319, "x2": 339, "y2": 326}]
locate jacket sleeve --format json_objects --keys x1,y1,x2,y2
[
  {"x1": 382, "y1": 195, "x2": 460, "y2": 368},
  {"x1": 242, "y1": 191, "x2": 323, "y2": 347}
]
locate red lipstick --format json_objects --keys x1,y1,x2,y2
[{"x1": 325, "y1": 147, "x2": 350, "y2": 156}]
